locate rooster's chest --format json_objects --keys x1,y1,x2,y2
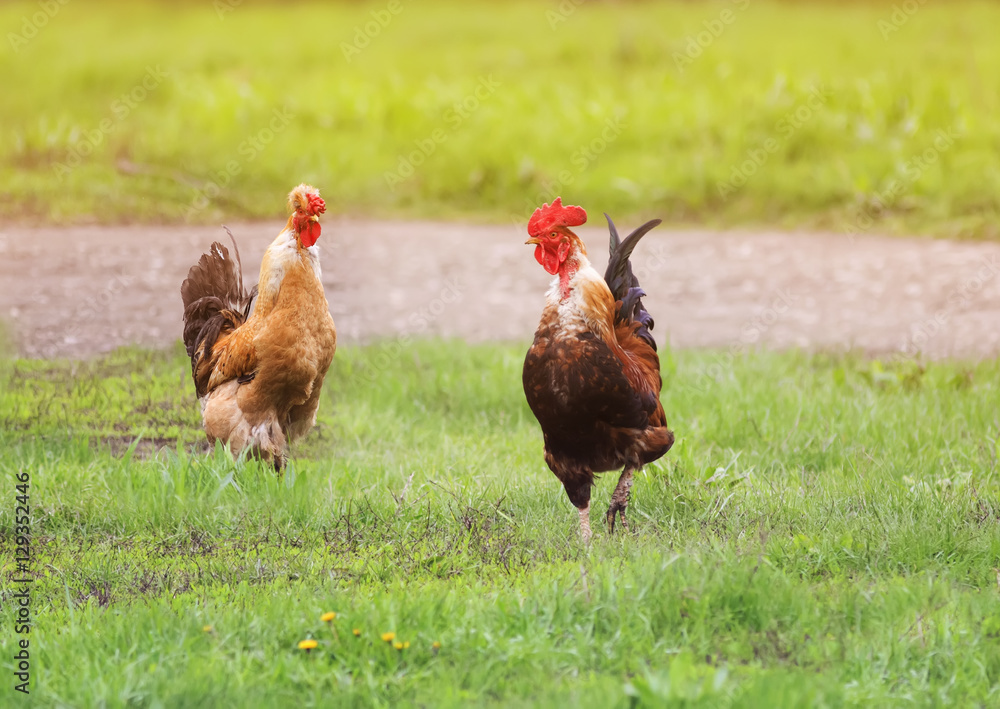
[{"x1": 523, "y1": 330, "x2": 614, "y2": 412}]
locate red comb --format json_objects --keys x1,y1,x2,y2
[
  {"x1": 306, "y1": 193, "x2": 326, "y2": 216},
  {"x1": 527, "y1": 197, "x2": 587, "y2": 237}
]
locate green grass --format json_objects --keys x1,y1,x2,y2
[
  {"x1": 2, "y1": 0, "x2": 1000, "y2": 237},
  {"x1": 2, "y1": 340, "x2": 1000, "y2": 706}
]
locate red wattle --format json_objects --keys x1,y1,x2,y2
[
  {"x1": 300, "y1": 220, "x2": 321, "y2": 248},
  {"x1": 535, "y1": 245, "x2": 562, "y2": 275}
]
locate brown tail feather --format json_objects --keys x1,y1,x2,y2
[{"x1": 181, "y1": 232, "x2": 255, "y2": 391}]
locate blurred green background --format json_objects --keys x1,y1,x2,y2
[{"x1": 3, "y1": 0, "x2": 999, "y2": 236}]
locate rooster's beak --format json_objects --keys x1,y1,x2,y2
[
  {"x1": 310, "y1": 215, "x2": 320, "y2": 222},
  {"x1": 525, "y1": 237, "x2": 540, "y2": 245}
]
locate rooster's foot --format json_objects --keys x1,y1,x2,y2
[
  {"x1": 606, "y1": 467, "x2": 635, "y2": 534},
  {"x1": 606, "y1": 501, "x2": 630, "y2": 534}
]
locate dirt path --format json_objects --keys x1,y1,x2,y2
[{"x1": 2, "y1": 219, "x2": 999, "y2": 360}]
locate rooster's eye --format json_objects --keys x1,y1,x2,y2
[{"x1": 550, "y1": 232, "x2": 557, "y2": 238}]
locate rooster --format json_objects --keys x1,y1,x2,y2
[
  {"x1": 522, "y1": 198, "x2": 674, "y2": 540},
  {"x1": 180, "y1": 184, "x2": 337, "y2": 470}
]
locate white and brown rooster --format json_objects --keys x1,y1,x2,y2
[{"x1": 181, "y1": 184, "x2": 337, "y2": 470}]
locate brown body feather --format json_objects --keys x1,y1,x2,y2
[{"x1": 523, "y1": 217, "x2": 672, "y2": 526}]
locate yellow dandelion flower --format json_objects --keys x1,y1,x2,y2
[
  {"x1": 381, "y1": 632, "x2": 396, "y2": 643},
  {"x1": 393, "y1": 641, "x2": 404, "y2": 650},
  {"x1": 202, "y1": 625, "x2": 214, "y2": 633},
  {"x1": 352, "y1": 628, "x2": 361, "y2": 637},
  {"x1": 298, "y1": 639, "x2": 318, "y2": 651},
  {"x1": 432, "y1": 641, "x2": 441, "y2": 649},
  {"x1": 403, "y1": 641, "x2": 410, "y2": 649},
  {"x1": 321, "y1": 612, "x2": 336, "y2": 623}
]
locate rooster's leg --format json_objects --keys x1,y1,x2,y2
[
  {"x1": 606, "y1": 467, "x2": 635, "y2": 533},
  {"x1": 561, "y1": 471, "x2": 594, "y2": 543},
  {"x1": 578, "y1": 503, "x2": 592, "y2": 543}
]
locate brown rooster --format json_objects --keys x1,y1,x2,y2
[
  {"x1": 522, "y1": 198, "x2": 674, "y2": 540},
  {"x1": 181, "y1": 184, "x2": 337, "y2": 470}
]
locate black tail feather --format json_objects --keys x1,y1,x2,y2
[{"x1": 603, "y1": 214, "x2": 662, "y2": 350}]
